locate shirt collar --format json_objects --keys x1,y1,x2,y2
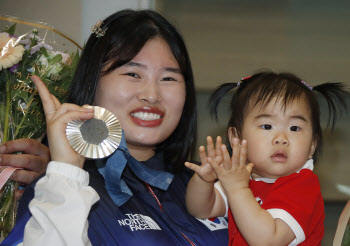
[{"x1": 252, "y1": 159, "x2": 314, "y2": 183}]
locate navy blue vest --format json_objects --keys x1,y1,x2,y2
[{"x1": 2, "y1": 153, "x2": 228, "y2": 246}]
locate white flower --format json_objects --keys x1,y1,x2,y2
[
  {"x1": 17, "y1": 100, "x2": 27, "y2": 110},
  {"x1": 0, "y1": 32, "x2": 25, "y2": 71},
  {"x1": 37, "y1": 50, "x2": 69, "y2": 77},
  {"x1": 51, "y1": 51, "x2": 71, "y2": 65}
]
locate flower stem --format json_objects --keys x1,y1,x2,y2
[
  {"x1": 13, "y1": 97, "x2": 30, "y2": 138},
  {"x1": 2, "y1": 70, "x2": 11, "y2": 144}
]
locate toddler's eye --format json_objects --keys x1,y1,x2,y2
[
  {"x1": 260, "y1": 124, "x2": 272, "y2": 130},
  {"x1": 290, "y1": 126, "x2": 301, "y2": 132}
]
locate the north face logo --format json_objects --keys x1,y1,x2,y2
[{"x1": 118, "y1": 214, "x2": 161, "y2": 231}]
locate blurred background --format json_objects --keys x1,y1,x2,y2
[{"x1": 1, "y1": 0, "x2": 349, "y2": 244}]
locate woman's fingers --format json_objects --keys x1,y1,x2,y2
[
  {"x1": 51, "y1": 110, "x2": 94, "y2": 126},
  {"x1": 0, "y1": 153, "x2": 47, "y2": 173},
  {"x1": 0, "y1": 138, "x2": 50, "y2": 160},
  {"x1": 47, "y1": 110, "x2": 93, "y2": 167},
  {"x1": 9, "y1": 169, "x2": 40, "y2": 185},
  {"x1": 53, "y1": 103, "x2": 94, "y2": 121},
  {"x1": 31, "y1": 75, "x2": 57, "y2": 118},
  {"x1": 15, "y1": 189, "x2": 25, "y2": 200},
  {"x1": 51, "y1": 94, "x2": 61, "y2": 109},
  {"x1": 0, "y1": 139, "x2": 50, "y2": 184}
]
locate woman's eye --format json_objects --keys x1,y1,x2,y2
[
  {"x1": 260, "y1": 124, "x2": 272, "y2": 130},
  {"x1": 124, "y1": 73, "x2": 140, "y2": 78},
  {"x1": 161, "y1": 77, "x2": 176, "y2": 82},
  {"x1": 290, "y1": 126, "x2": 301, "y2": 132}
]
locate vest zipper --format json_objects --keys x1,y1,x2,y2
[
  {"x1": 145, "y1": 183, "x2": 196, "y2": 246},
  {"x1": 145, "y1": 182, "x2": 163, "y2": 212},
  {"x1": 180, "y1": 232, "x2": 196, "y2": 246}
]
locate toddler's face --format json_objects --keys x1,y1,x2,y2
[{"x1": 235, "y1": 96, "x2": 316, "y2": 179}]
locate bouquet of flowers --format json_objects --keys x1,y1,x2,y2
[{"x1": 0, "y1": 15, "x2": 81, "y2": 240}]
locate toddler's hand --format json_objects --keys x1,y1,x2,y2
[
  {"x1": 185, "y1": 136, "x2": 224, "y2": 183},
  {"x1": 208, "y1": 138, "x2": 254, "y2": 193}
]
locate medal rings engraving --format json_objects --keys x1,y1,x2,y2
[{"x1": 66, "y1": 106, "x2": 122, "y2": 159}]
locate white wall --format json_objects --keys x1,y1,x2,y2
[
  {"x1": 81, "y1": 0, "x2": 156, "y2": 42},
  {"x1": 0, "y1": 0, "x2": 156, "y2": 45},
  {"x1": 0, "y1": 0, "x2": 82, "y2": 45},
  {"x1": 159, "y1": 0, "x2": 350, "y2": 90}
]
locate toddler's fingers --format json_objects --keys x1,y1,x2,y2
[
  {"x1": 220, "y1": 144, "x2": 232, "y2": 170},
  {"x1": 246, "y1": 163, "x2": 254, "y2": 174},
  {"x1": 239, "y1": 139, "x2": 248, "y2": 167},
  {"x1": 207, "y1": 157, "x2": 219, "y2": 171},
  {"x1": 185, "y1": 162, "x2": 201, "y2": 173},
  {"x1": 231, "y1": 138, "x2": 240, "y2": 167},
  {"x1": 198, "y1": 146, "x2": 208, "y2": 164},
  {"x1": 206, "y1": 136, "x2": 215, "y2": 158},
  {"x1": 215, "y1": 136, "x2": 223, "y2": 157}
]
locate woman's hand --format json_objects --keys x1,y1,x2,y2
[
  {"x1": 0, "y1": 139, "x2": 50, "y2": 184},
  {"x1": 0, "y1": 139, "x2": 50, "y2": 199},
  {"x1": 30, "y1": 75, "x2": 94, "y2": 168},
  {"x1": 185, "y1": 136, "x2": 223, "y2": 183}
]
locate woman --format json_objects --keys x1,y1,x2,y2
[{"x1": 2, "y1": 9, "x2": 228, "y2": 245}]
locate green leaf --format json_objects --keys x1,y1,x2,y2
[{"x1": 6, "y1": 24, "x2": 16, "y2": 35}]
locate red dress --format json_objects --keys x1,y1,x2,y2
[{"x1": 228, "y1": 169, "x2": 324, "y2": 245}]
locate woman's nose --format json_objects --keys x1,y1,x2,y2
[{"x1": 138, "y1": 81, "x2": 161, "y2": 104}]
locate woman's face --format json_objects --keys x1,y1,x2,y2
[{"x1": 94, "y1": 37, "x2": 186, "y2": 160}]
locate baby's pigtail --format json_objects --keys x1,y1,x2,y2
[
  {"x1": 209, "y1": 83, "x2": 238, "y2": 122},
  {"x1": 313, "y1": 82, "x2": 349, "y2": 129}
]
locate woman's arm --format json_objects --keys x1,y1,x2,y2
[
  {"x1": 13, "y1": 74, "x2": 96, "y2": 245},
  {"x1": 19, "y1": 161, "x2": 99, "y2": 246}
]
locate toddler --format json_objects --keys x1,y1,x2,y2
[{"x1": 185, "y1": 72, "x2": 348, "y2": 245}]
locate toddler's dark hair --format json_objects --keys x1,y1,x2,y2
[{"x1": 210, "y1": 71, "x2": 348, "y2": 161}]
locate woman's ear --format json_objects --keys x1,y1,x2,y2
[
  {"x1": 308, "y1": 140, "x2": 317, "y2": 159},
  {"x1": 228, "y1": 127, "x2": 238, "y2": 147}
]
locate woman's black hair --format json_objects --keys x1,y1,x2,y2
[
  {"x1": 68, "y1": 9, "x2": 197, "y2": 172},
  {"x1": 210, "y1": 71, "x2": 348, "y2": 162}
]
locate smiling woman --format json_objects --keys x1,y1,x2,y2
[
  {"x1": 1, "y1": 9, "x2": 229, "y2": 246},
  {"x1": 94, "y1": 37, "x2": 186, "y2": 161}
]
